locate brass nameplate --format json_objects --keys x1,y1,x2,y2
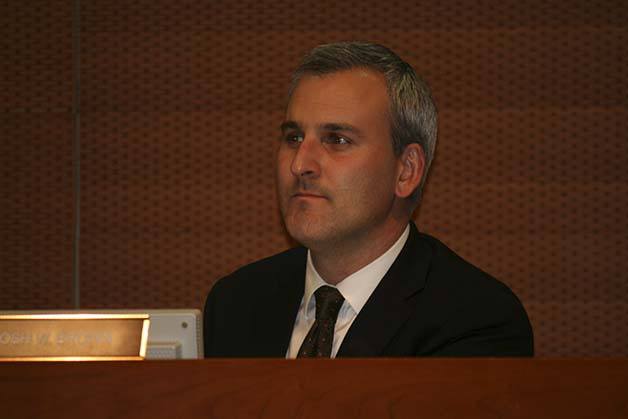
[{"x1": 0, "y1": 313, "x2": 150, "y2": 361}]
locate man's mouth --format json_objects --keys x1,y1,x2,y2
[{"x1": 292, "y1": 191, "x2": 327, "y2": 200}]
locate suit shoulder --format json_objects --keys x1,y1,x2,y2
[
  {"x1": 414, "y1": 232, "x2": 533, "y2": 355},
  {"x1": 209, "y1": 246, "x2": 307, "y2": 295},
  {"x1": 417, "y1": 232, "x2": 516, "y2": 297},
  {"x1": 415, "y1": 231, "x2": 531, "y2": 326}
]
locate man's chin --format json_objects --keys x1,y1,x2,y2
[{"x1": 284, "y1": 221, "x2": 331, "y2": 249}]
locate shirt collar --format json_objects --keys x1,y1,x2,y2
[{"x1": 303, "y1": 225, "x2": 410, "y2": 320}]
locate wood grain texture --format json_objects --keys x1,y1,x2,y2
[{"x1": 1, "y1": 359, "x2": 627, "y2": 419}]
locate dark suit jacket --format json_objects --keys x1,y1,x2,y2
[{"x1": 204, "y1": 223, "x2": 534, "y2": 357}]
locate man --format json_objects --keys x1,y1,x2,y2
[{"x1": 204, "y1": 42, "x2": 533, "y2": 357}]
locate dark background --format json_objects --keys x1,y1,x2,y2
[{"x1": 1, "y1": 0, "x2": 627, "y2": 356}]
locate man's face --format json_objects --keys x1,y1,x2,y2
[{"x1": 277, "y1": 69, "x2": 403, "y2": 250}]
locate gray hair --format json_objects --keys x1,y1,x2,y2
[{"x1": 289, "y1": 42, "x2": 438, "y2": 202}]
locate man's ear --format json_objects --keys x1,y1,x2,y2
[{"x1": 395, "y1": 143, "x2": 425, "y2": 199}]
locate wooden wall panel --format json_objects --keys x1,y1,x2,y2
[
  {"x1": 79, "y1": 111, "x2": 289, "y2": 308},
  {"x1": 0, "y1": 1, "x2": 74, "y2": 309}
]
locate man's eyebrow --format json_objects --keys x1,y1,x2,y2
[
  {"x1": 280, "y1": 121, "x2": 301, "y2": 132},
  {"x1": 279, "y1": 121, "x2": 364, "y2": 137},
  {"x1": 321, "y1": 123, "x2": 364, "y2": 137}
]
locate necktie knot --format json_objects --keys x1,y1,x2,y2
[{"x1": 314, "y1": 286, "x2": 345, "y2": 321}]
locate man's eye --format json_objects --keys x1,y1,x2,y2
[
  {"x1": 324, "y1": 133, "x2": 350, "y2": 145},
  {"x1": 283, "y1": 133, "x2": 304, "y2": 145}
]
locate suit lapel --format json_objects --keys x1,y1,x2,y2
[
  {"x1": 337, "y1": 223, "x2": 432, "y2": 357},
  {"x1": 251, "y1": 248, "x2": 306, "y2": 357}
]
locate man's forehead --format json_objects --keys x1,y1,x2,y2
[
  {"x1": 285, "y1": 69, "x2": 389, "y2": 126},
  {"x1": 291, "y1": 69, "x2": 387, "y2": 97}
]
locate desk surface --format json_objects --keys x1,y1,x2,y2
[{"x1": 1, "y1": 358, "x2": 627, "y2": 419}]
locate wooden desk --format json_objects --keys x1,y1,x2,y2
[{"x1": 1, "y1": 359, "x2": 627, "y2": 418}]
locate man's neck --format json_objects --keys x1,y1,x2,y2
[{"x1": 310, "y1": 221, "x2": 409, "y2": 285}]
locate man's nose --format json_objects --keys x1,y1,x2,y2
[{"x1": 290, "y1": 137, "x2": 322, "y2": 179}]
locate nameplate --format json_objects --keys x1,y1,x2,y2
[{"x1": 0, "y1": 313, "x2": 150, "y2": 361}]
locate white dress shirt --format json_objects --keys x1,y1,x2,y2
[{"x1": 286, "y1": 225, "x2": 410, "y2": 358}]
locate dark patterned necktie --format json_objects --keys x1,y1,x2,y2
[{"x1": 297, "y1": 285, "x2": 345, "y2": 358}]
